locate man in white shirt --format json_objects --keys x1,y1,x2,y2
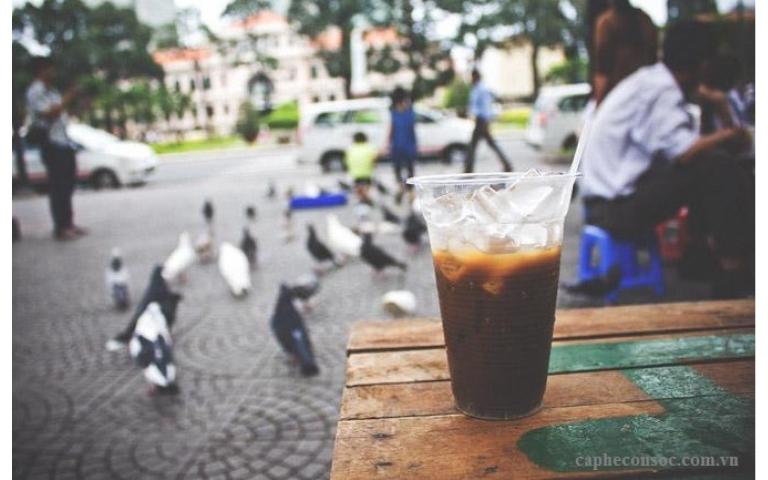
[
  {"x1": 581, "y1": 21, "x2": 753, "y2": 297},
  {"x1": 26, "y1": 56, "x2": 87, "y2": 241}
]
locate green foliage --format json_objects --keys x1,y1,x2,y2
[
  {"x1": 151, "y1": 136, "x2": 243, "y2": 154},
  {"x1": 236, "y1": 102, "x2": 262, "y2": 142},
  {"x1": 544, "y1": 57, "x2": 588, "y2": 84},
  {"x1": 264, "y1": 101, "x2": 299, "y2": 130},
  {"x1": 442, "y1": 79, "x2": 471, "y2": 112},
  {"x1": 495, "y1": 107, "x2": 531, "y2": 127}
]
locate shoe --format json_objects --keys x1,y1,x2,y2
[
  {"x1": 105, "y1": 338, "x2": 128, "y2": 352},
  {"x1": 54, "y1": 229, "x2": 80, "y2": 241},
  {"x1": 71, "y1": 225, "x2": 89, "y2": 236}
]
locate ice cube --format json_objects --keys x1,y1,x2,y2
[
  {"x1": 423, "y1": 193, "x2": 466, "y2": 226},
  {"x1": 469, "y1": 185, "x2": 524, "y2": 224},
  {"x1": 436, "y1": 253, "x2": 467, "y2": 283},
  {"x1": 482, "y1": 277, "x2": 505, "y2": 295},
  {"x1": 466, "y1": 225, "x2": 519, "y2": 253},
  {"x1": 502, "y1": 183, "x2": 554, "y2": 218},
  {"x1": 514, "y1": 224, "x2": 549, "y2": 247}
]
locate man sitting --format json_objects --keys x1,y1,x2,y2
[{"x1": 581, "y1": 21, "x2": 754, "y2": 298}]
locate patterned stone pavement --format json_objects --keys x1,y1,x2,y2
[{"x1": 13, "y1": 141, "x2": 710, "y2": 479}]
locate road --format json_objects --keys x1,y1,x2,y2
[{"x1": 12, "y1": 132, "x2": 709, "y2": 479}]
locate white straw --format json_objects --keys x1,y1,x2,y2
[{"x1": 569, "y1": 117, "x2": 592, "y2": 174}]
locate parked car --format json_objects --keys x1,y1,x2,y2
[
  {"x1": 12, "y1": 123, "x2": 159, "y2": 189},
  {"x1": 525, "y1": 83, "x2": 591, "y2": 156},
  {"x1": 298, "y1": 98, "x2": 475, "y2": 172}
]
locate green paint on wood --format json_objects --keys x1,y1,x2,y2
[
  {"x1": 548, "y1": 333, "x2": 754, "y2": 374},
  {"x1": 518, "y1": 365, "x2": 754, "y2": 473}
]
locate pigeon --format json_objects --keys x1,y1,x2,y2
[
  {"x1": 245, "y1": 205, "x2": 257, "y2": 223},
  {"x1": 361, "y1": 233, "x2": 407, "y2": 272},
  {"x1": 271, "y1": 284, "x2": 319, "y2": 376},
  {"x1": 337, "y1": 178, "x2": 352, "y2": 192},
  {"x1": 105, "y1": 248, "x2": 130, "y2": 311},
  {"x1": 106, "y1": 265, "x2": 182, "y2": 351},
  {"x1": 374, "y1": 179, "x2": 390, "y2": 196},
  {"x1": 218, "y1": 242, "x2": 251, "y2": 297},
  {"x1": 240, "y1": 227, "x2": 258, "y2": 268},
  {"x1": 163, "y1": 232, "x2": 196, "y2": 283},
  {"x1": 266, "y1": 180, "x2": 277, "y2": 199},
  {"x1": 202, "y1": 199, "x2": 214, "y2": 224},
  {"x1": 382, "y1": 290, "x2": 417, "y2": 317},
  {"x1": 129, "y1": 301, "x2": 180, "y2": 395},
  {"x1": 194, "y1": 225, "x2": 216, "y2": 264},
  {"x1": 326, "y1": 214, "x2": 362, "y2": 258},
  {"x1": 381, "y1": 205, "x2": 402, "y2": 225},
  {"x1": 562, "y1": 265, "x2": 622, "y2": 298},
  {"x1": 306, "y1": 224, "x2": 338, "y2": 267},
  {"x1": 12, "y1": 217, "x2": 20, "y2": 242},
  {"x1": 288, "y1": 272, "x2": 320, "y2": 311},
  {"x1": 402, "y1": 211, "x2": 427, "y2": 251}
]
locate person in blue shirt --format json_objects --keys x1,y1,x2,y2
[
  {"x1": 465, "y1": 69, "x2": 512, "y2": 173},
  {"x1": 389, "y1": 87, "x2": 418, "y2": 199}
]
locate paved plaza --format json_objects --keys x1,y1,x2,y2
[{"x1": 13, "y1": 135, "x2": 710, "y2": 479}]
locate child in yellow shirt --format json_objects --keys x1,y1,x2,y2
[{"x1": 345, "y1": 132, "x2": 378, "y2": 204}]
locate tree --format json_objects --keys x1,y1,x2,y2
[{"x1": 438, "y1": 0, "x2": 582, "y2": 98}]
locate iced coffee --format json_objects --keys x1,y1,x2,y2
[{"x1": 409, "y1": 171, "x2": 577, "y2": 420}]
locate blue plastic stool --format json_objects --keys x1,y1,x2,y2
[
  {"x1": 579, "y1": 225, "x2": 665, "y2": 303},
  {"x1": 289, "y1": 193, "x2": 347, "y2": 210}
]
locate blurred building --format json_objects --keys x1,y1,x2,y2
[
  {"x1": 476, "y1": 43, "x2": 565, "y2": 100},
  {"x1": 83, "y1": 0, "x2": 176, "y2": 27},
  {"x1": 153, "y1": 11, "x2": 345, "y2": 137}
]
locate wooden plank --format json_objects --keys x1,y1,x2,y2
[
  {"x1": 340, "y1": 360, "x2": 755, "y2": 421},
  {"x1": 347, "y1": 299, "x2": 755, "y2": 353},
  {"x1": 347, "y1": 331, "x2": 755, "y2": 387},
  {"x1": 332, "y1": 365, "x2": 754, "y2": 479}
]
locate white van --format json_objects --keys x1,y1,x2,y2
[
  {"x1": 525, "y1": 83, "x2": 591, "y2": 156},
  {"x1": 298, "y1": 98, "x2": 474, "y2": 172}
]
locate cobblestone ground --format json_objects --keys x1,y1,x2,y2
[{"x1": 13, "y1": 142, "x2": 710, "y2": 479}]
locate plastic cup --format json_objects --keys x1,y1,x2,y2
[{"x1": 408, "y1": 171, "x2": 578, "y2": 420}]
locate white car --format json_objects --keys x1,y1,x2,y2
[
  {"x1": 13, "y1": 124, "x2": 159, "y2": 189},
  {"x1": 298, "y1": 98, "x2": 475, "y2": 172},
  {"x1": 525, "y1": 83, "x2": 591, "y2": 156}
]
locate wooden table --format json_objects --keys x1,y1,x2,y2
[{"x1": 331, "y1": 300, "x2": 755, "y2": 479}]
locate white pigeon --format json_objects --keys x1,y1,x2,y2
[
  {"x1": 218, "y1": 242, "x2": 251, "y2": 297},
  {"x1": 162, "y1": 232, "x2": 196, "y2": 283},
  {"x1": 382, "y1": 290, "x2": 417, "y2": 317},
  {"x1": 326, "y1": 214, "x2": 362, "y2": 258},
  {"x1": 129, "y1": 302, "x2": 177, "y2": 390}
]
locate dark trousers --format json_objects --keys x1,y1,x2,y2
[
  {"x1": 464, "y1": 118, "x2": 512, "y2": 173},
  {"x1": 41, "y1": 142, "x2": 77, "y2": 234},
  {"x1": 392, "y1": 149, "x2": 415, "y2": 188},
  {"x1": 585, "y1": 149, "x2": 754, "y2": 260}
]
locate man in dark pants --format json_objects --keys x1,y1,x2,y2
[
  {"x1": 464, "y1": 69, "x2": 512, "y2": 173},
  {"x1": 26, "y1": 57, "x2": 86, "y2": 241},
  {"x1": 581, "y1": 21, "x2": 754, "y2": 298}
]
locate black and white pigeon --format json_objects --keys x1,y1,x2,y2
[
  {"x1": 106, "y1": 265, "x2": 182, "y2": 351},
  {"x1": 288, "y1": 272, "x2": 320, "y2": 311},
  {"x1": 402, "y1": 211, "x2": 427, "y2": 252},
  {"x1": 337, "y1": 179, "x2": 352, "y2": 192},
  {"x1": 271, "y1": 284, "x2": 319, "y2": 376},
  {"x1": 240, "y1": 227, "x2": 258, "y2": 269},
  {"x1": 266, "y1": 180, "x2": 277, "y2": 199},
  {"x1": 202, "y1": 199, "x2": 214, "y2": 224},
  {"x1": 129, "y1": 297, "x2": 181, "y2": 395},
  {"x1": 105, "y1": 248, "x2": 130, "y2": 311},
  {"x1": 361, "y1": 233, "x2": 407, "y2": 273},
  {"x1": 306, "y1": 224, "x2": 338, "y2": 267},
  {"x1": 381, "y1": 204, "x2": 402, "y2": 225},
  {"x1": 374, "y1": 179, "x2": 390, "y2": 196},
  {"x1": 245, "y1": 205, "x2": 257, "y2": 223}
]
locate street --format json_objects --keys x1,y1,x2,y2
[{"x1": 12, "y1": 132, "x2": 709, "y2": 479}]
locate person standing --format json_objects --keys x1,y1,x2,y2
[
  {"x1": 464, "y1": 69, "x2": 512, "y2": 173},
  {"x1": 26, "y1": 56, "x2": 86, "y2": 241},
  {"x1": 389, "y1": 87, "x2": 417, "y2": 202}
]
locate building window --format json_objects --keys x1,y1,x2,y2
[
  {"x1": 206, "y1": 105, "x2": 214, "y2": 118},
  {"x1": 312, "y1": 96, "x2": 320, "y2": 103},
  {"x1": 310, "y1": 65, "x2": 318, "y2": 79},
  {"x1": 189, "y1": 79, "x2": 196, "y2": 91},
  {"x1": 174, "y1": 80, "x2": 181, "y2": 92},
  {"x1": 203, "y1": 76, "x2": 211, "y2": 90},
  {"x1": 329, "y1": 94, "x2": 336, "y2": 101},
  {"x1": 223, "y1": 104, "x2": 230, "y2": 115}
]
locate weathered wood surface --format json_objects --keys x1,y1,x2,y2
[
  {"x1": 347, "y1": 299, "x2": 755, "y2": 352},
  {"x1": 332, "y1": 301, "x2": 755, "y2": 479}
]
